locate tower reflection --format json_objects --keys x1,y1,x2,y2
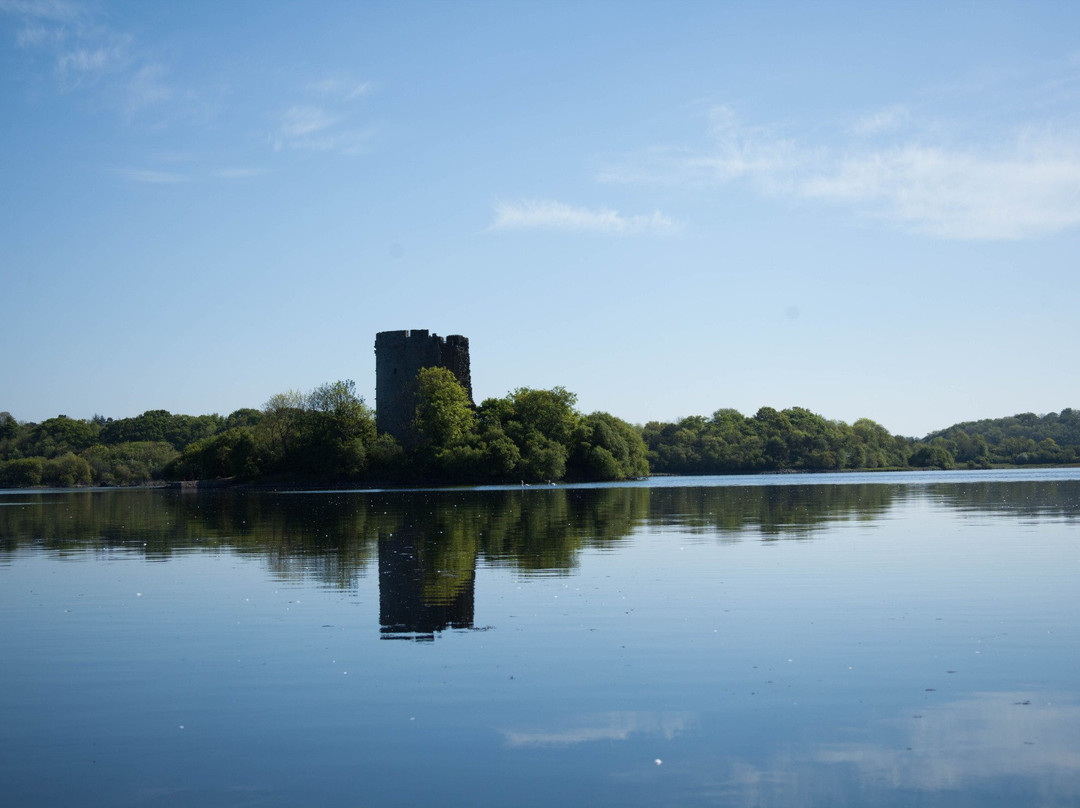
[{"x1": 378, "y1": 528, "x2": 475, "y2": 641}]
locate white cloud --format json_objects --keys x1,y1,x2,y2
[
  {"x1": 602, "y1": 105, "x2": 1080, "y2": 240},
  {"x1": 117, "y1": 165, "x2": 269, "y2": 183},
  {"x1": 15, "y1": 21, "x2": 59, "y2": 47},
  {"x1": 799, "y1": 137, "x2": 1080, "y2": 239},
  {"x1": 271, "y1": 76, "x2": 376, "y2": 155},
  {"x1": 851, "y1": 104, "x2": 910, "y2": 136},
  {"x1": 124, "y1": 63, "x2": 173, "y2": 115},
  {"x1": 308, "y1": 76, "x2": 371, "y2": 100},
  {"x1": 117, "y1": 168, "x2": 190, "y2": 184},
  {"x1": 213, "y1": 167, "x2": 269, "y2": 180},
  {"x1": 3, "y1": 0, "x2": 131, "y2": 90},
  {"x1": 0, "y1": 0, "x2": 83, "y2": 24},
  {"x1": 490, "y1": 198, "x2": 681, "y2": 235},
  {"x1": 598, "y1": 106, "x2": 796, "y2": 190},
  {"x1": 278, "y1": 105, "x2": 337, "y2": 139}
]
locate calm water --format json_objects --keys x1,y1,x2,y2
[{"x1": 1, "y1": 469, "x2": 1078, "y2": 807}]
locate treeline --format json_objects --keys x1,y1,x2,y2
[
  {"x1": 644, "y1": 408, "x2": 910, "y2": 473},
  {"x1": 2, "y1": 381, "x2": 1077, "y2": 488},
  {"x1": 0, "y1": 371, "x2": 647, "y2": 487},
  {"x1": 922, "y1": 409, "x2": 1080, "y2": 466},
  {"x1": 643, "y1": 406, "x2": 1080, "y2": 473},
  {"x1": 167, "y1": 370, "x2": 648, "y2": 485},
  {"x1": 0, "y1": 408, "x2": 254, "y2": 487}
]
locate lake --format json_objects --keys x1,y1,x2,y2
[{"x1": 2, "y1": 469, "x2": 1078, "y2": 807}]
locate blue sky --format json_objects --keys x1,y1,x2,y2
[{"x1": 2, "y1": 0, "x2": 1078, "y2": 438}]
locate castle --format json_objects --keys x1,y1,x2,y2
[{"x1": 374, "y1": 330, "x2": 473, "y2": 443}]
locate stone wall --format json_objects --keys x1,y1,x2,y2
[{"x1": 374, "y1": 329, "x2": 473, "y2": 443}]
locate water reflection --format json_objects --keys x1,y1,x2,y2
[
  {"x1": 688, "y1": 692, "x2": 1080, "y2": 806},
  {"x1": 2, "y1": 472, "x2": 1078, "y2": 807},
  {"x1": 927, "y1": 479, "x2": 1080, "y2": 521},
  {"x1": 1, "y1": 477, "x2": 1077, "y2": 642},
  {"x1": 501, "y1": 711, "x2": 695, "y2": 747},
  {"x1": 649, "y1": 482, "x2": 897, "y2": 538},
  {"x1": 378, "y1": 527, "x2": 475, "y2": 640}
]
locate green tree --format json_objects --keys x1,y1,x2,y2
[
  {"x1": 164, "y1": 430, "x2": 257, "y2": 480},
  {"x1": 82, "y1": 441, "x2": 179, "y2": 485},
  {"x1": 0, "y1": 411, "x2": 17, "y2": 442},
  {"x1": 302, "y1": 379, "x2": 377, "y2": 477},
  {"x1": 226, "y1": 408, "x2": 263, "y2": 430},
  {"x1": 413, "y1": 367, "x2": 476, "y2": 450},
  {"x1": 909, "y1": 443, "x2": 955, "y2": 469},
  {"x1": 41, "y1": 453, "x2": 93, "y2": 486},
  {"x1": 477, "y1": 386, "x2": 582, "y2": 482},
  {"x1": 570, "y1": 412, "x2": 649, "y2": 480},
  {"x1": 0, "y1": 457, "x2": 43, "y2": 487},
  {"x1": 100, "y1": 410, "x2": 223, "y2": 450},
  {"x1": 258, "y1": 390, "x2": 306, "y2": 470},
  {"x1": 25, "y1": 416, "x2": 100, "y2": 458}
]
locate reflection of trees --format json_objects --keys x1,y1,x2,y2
[
  {"x1": 925, "y1": 479, "x2": 1080, "y2": 521},
  {"x1": 0, "y1": 487, "x2": 652, "y2": 586},
  {"x1": 479, "y1": 488, "x2": 650, "y2": 573},
  {"x1": 649, "y1": 483, "x2": 898, "y2": 539},
  {"x1": 1, "y1": 479, "x2": 1075, "y2": 589}
]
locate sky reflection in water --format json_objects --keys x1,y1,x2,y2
[{"x1": 1, "y1": 470, "x2": 1078, "y2": 807}]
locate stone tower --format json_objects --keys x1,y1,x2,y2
[{"x1": 374, "y1": 329, "x2": 473, "y2": 442}]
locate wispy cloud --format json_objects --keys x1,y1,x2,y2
[
  {"x1": 4, "y1": 3, "x2": 381, "y2": 164},
  {"x1": 597, "y1": 106, "x2": 796, "y2": 191},
  {"x1": 55, "y1": 33, "x2": 130, "y2": 88},
  {"x1": 278, "y1": 105, "x2": 338, "y2": 139},
  {"x1": 118, "y1": 165, "x2": 270, "y2": 183},
  {"x1": 800, "y1": 136, "x2": 1080, "y2": 239},
  {"x1": 490, "y1": 198, "x2": 681, "y2": 236},
  {"x1": 117, "y1": 168, "x2": 191, "y2": 184},
  {"x1": 272, "y1": 74, "x2": 376, "y2": 156},
  {"x1": 851, "y1": 103, "x2": 910, "y2": 136},
  {"x1": 1, "y1": 0, "x2": 83, "y2": 24},
  {"x1": 212, "y1": 167, "x2": 269, "y2": 180},
  {"x1": 308, "y1": 76, "x2": 371, "y2": 100},
  {"x1": 3, "y1": 0, "x2": 173, "y2": 109},
  {"x1": 601, "y1": 104, "x2": 1080, "y2": 240},
  {"x1": 124, "y1": 63, "x2": 173, "y2": 115}
]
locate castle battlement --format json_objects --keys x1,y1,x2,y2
[{"x1": 374, "y1": 330, "x2": 473, "y2": 442}]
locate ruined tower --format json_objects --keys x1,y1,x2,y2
[{"x1": 374, "y1": 330, "x2": 473, "y2": 443}]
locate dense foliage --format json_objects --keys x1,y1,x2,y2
[
  {"x1": 922, "y1": 409, "x2": 1080, "y2": 466},
  {"x1": 395, "y1": 368, "x2": 648, "y2": 483},
  {"x1": 0, "y1": 409, "x2": 187, "y2": 487},
  {"x1": 643, "y1": 408, "x2": 911, "y2": 473},
  {"x1": 2, "y1": 386, "x2": 1076, "y2": 488}
]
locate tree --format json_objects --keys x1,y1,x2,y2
[
  {"x1": 302, "y1": 380, "x2": 376, "y2": 477},
  {"x1": 164, "y1": 430, "x2": 256, "y2": 481},
  {"x1": 0, "y1": 457, "x2": 43, "y2": 487},
  {"x1": 41, "y1": 453, "x2": 92, "y2": 486},
  {"x1": 26, "y1": 416, "x2": 100, "y2": 457},
  {"x1": 100, "y1": 410, "x2": 223, "y2": 450},
  {"x1": 570, "y1": 412, "x2": 649, "y2": 480},
  {"x1": 909, "y1": 444, "x2": 955, "y2": 469},
  {"x1": 476, "y1": 387, "x2": 583, "y2": 482},
  {"x1": 258, "y1": 390, "x2": 306, "y2": 469},
  {"x1": 0, "y1": 412, "x2": 17, "y2": 442},
  {"x1": 83, "y1": 441, "x2": 179, "y2": 485},
  {"x1": 413, "y1": 367, "x2": 476, "y2": 450},
  {"x1": 226, "y1": 408, "x2": 263, "y2": 430}
]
